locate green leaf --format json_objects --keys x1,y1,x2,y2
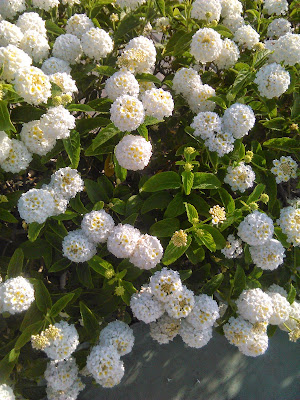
[
  {"x1": 202, "y1": 273, "x2": 224, "y2": 295},
  {"x1": 88, "y1": 256, "x2": 113, "y2": 276},
  {"x1": 0, "y1": 100, "x2": 16, "y2": 132},
  {"x1": 230, "y1": 69, "x2": 255, "y2": 96},
  {"x1": 85, "y1": 179, "x2": 107, "y2": 203},
  {"x1": 67, "y1": 104, "x2": 95, "y2": 112},
  {"x1": 263, "y1": 137, "x2": 300, "y2": 153},
  {"x1": 218, "y1": 188, "x2": 235, "y2": 213},
  {"x1": 149, "y1": 218, "x2": 180, "y2": 237},
  {"x1": 94, "y1": 65, "x2": 117, "y2": 76},
  {"x1": 0, "y1": 209, "x2": 18, "y2": 223},
  {"x1": 186, "y1": 241, "x2": 205, "y2": 264},
  {"x1": 20, "y1": 302, "x2": 43, "y2": 332},
  {"x1": 7, "y1": 248, "x2": 23, "y2": 278},
  {"x1": 179, "y1": 269, "x2": 192, "y2": 281},
  {"x1": 162, "y1": 235, "x2": 192, "y2": 265},
  {"x1": 261, "y1": 117, "x2": 285, "y2": 130},
  {"x1": 28, "y1": 222, "x2": 44, "y2": 242},
  {"x1": 10, "y1": 106, "x2": 44, "y2": 123},
  {"x1": 164, "y1": 193, "x2": 185, "y2": 218},
  {"x1": 267, "y1": 325, "x2": 277, "y2": 338},
  {"x1": 182, "y1": 171, "x2": 194, "y2": 195},
  {"x1": 50, "y1": 293, "x2": 75, "y2": 317},
  {"x1": 199, "y1": 225, "x2": 226, "y2": 250},
  {"x1": 140, "y1": 171, "x2": 181, "y2": 192},
  {"x1": 15, "y1": 321, "x2": 44, "y2": 350},
  {"x1": 231, "y1": 265, "x2": 246, "y2": 299},
  {"x1": 33, "y1": 279, "x2": 52, "y2": 313},
  {"x1": 137, "y1": 123, "x2": 148, "y2": 139},
  {"x1": 247, "y1": 184, "x2": 266, "y2": 204},
  {"x1": 193, "y1": 173, "x2": 221, "y2": 189},
  {"x1": 45, "y1": 20, "x2": 65, "y2": 35},
  {"x1": 48, "y1": 258, "x2": 72, "y2": 273},
  {"x1": 287, "y1": 284, "x2": 296, "y2": 305},
  {"x1": 184, "y1": 203, "x2": 199, "y2": 224},
  {"x1": 0, "y1": 349, "x2": 20, "y2": 384},
  {"x1": 76, "y1": 264, "x2": 94, "y2": 288},
  {"x1": 155, "y1": 0, "x2": 165, "y2": 15},
  {"x1": 92, "y1": 123, "x2": 120, "y2": 150},
  {"x1": 194, "y1": 229, "x2": 216, "y2": 252},
  {"x1": 274, "y1": 227, "x2": 290, "y2": 248},
  {"x1": 76, "y1": 117, "x2": 111, "y2": 134},
  {"x1": 114, "y1": 155, "x2": 127, "y2": 182},
  {"x1": 80, "y1": 302, "x2": 100, "y2": 340},
  {"x1": 115, "y1": 15, "x2": 141, "y2": 40},
  {"x1": 141, "y1": 192, "x2": 172, "y2": 214},
  {"x1": 48, "y1": 220, "x2": 68, "y2": 239},
  {"x1": 63, "y1": 131, "x2": 81, "y2": 169},
  {"x1": 121, "y1": 281, "x2": 137, "y2": 306},
  {"x1": 136, "y1": 73, "x2": 162, "y2": 86}
]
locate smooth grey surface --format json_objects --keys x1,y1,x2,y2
[{"x1": 79, "y1": 323, "x2": 300, "y2": 400}]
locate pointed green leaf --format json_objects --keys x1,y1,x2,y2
[{"x1": 7, "y1": 248, "x2": 24, "y2": 278}]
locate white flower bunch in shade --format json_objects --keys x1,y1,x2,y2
[
  {"x1": 0, "y1": 21, "x2": 23, "y2": 47},
  {"x1": 191, "y1": 111, "x2": 222, "y2": 139},
  {"x1": 249, "y1": 239, "x2": 285, "y2": 271},
  {"x1": 14, "y1": 66, "x2": 51, "y2": 105},
  {"x1": 0, "y1": 138, "x2": 32, "y2": 173},
  {"x1": 154, "y1": 17, "x2": 170, "y2": 32},
  {"x1": 99, "y1": 320, "x2": 135, "y2": 356},
  {"x1": 66, "y1": 14, "x2": 94, "y2": 39},
  {"x1": 50, "y1": 167, "x2": 84, "y2": 200},
  {"x1": 191, "y1": 0, "x2": 222, "y2": 23},
  {"x1": 0, "y1": 384, "x2": 15, "y2": 400},
  {"x1": 31, "y1": 0, "x2": 59, "y2": 11},
  {"x1": 279, "y1": 301, "x2": 300, "y2": 332},
  {"x1": 46, "y1": 377, "x2": 85, "y2": 400},
  {"x1": 266, "y1": 292, "x2": 291, "y2": 325},
  {"x1": 187, "y1": 84, "x2": 216, "y2": 113},
  {"x1": 16, "y1": 12, "x2": 47, "y2": 36},
  {"x1": 236, "y1": 288, "x2": 273, "y2": 323},
  {"x1": 43, "y1": 321, "x2": 79, "y2": 361},
  {"x1": 220, "y1": 0, "x2": 243, "y2": 18},
  {"x1": 172, "y1": 67, "x2": 202, "y2": 97},
  {"x1": 179, "y1": 320, "x2": 213, "y2": 348},
  {"x1": 81, "y1": 210, "x2": 115, "y2": 244},
  {"x1": 149, "y1": 313, "x2": 181, "y2": 344},
  {"x1": 117, "y1": 36, "x2": 156, "y2": 74},
  {"x1": 222, "y1": 103, "x2": 255, "y2": 139},
  {"x1": 271, "y1": 156, "x2": 297, "y2": 183},
  {"x1": 233, "y1": 25, "x2": 260, "y2": 50},
  {"x1": 81, "y1": 28, "x2": 113, "y2": 61},
  {"x1": 105, "y1": 70, "x2": 140, "y2": 101},
  {"x1": 17, "y1": 188, "x2": 55, "y2": 224},
  {"x1": 149, "y1": 267, "x2": 183, "y2": 303},
  {"x1": 190, "y1": 28, "x2": 223, "y2": 63},
  {"x1": 224, "y1": 162, "x2": 256, "y2": 192},
  {"x1": 214, "y1": 39, "x2": 240, "y2": 69},
  {"x1": 141, "y1": 88, "x2": 174, "y2": 120},
  {"x1": 254, "y1": 63, "x2": 290, "y2": 99},
  {"x1": 130, "y1": 285, "x2": 165, "y2": 323},
  {"x1": 129, "y1": 234, "x2": 163, "y2": 270},
  {"x1": 107, "y1": 223, "x2": 141, "y2": 258},
  {"x1": 186, "y1": 294, "x2": 219, "y2": 329},
  {"x1": 223, "y1": 14, "x2": 245, "y2": 33},
  {"x1": 0, "y1": 45, "x2": 32, "y2": 83},
  {"x1": 267, "y1": 18, "x2": 292, "y2": 38},
  {"x1": 0, "y1": 0, "x2": 25, "y2": 20},
  {"x1": 272, "y1": 33, "x2": 300, "y2": 66},
  {"x1": 86, "y1": 344, "x2": 125, "y2": 388},
  {"x1": 110, "y1": 95, "x2": 145, "y2": 132},
  {"x1": 39, "y1": 106, "x2": 76, "y2": 140},
  {"x1": 0, "y1": 131, "x2": 12, "y2": 164},
  {"x1": 61, "y1": 0, "x2": 80, "y2": 4},
  {"x1": 20, "y1": 120, "x2": 56, "y2": 156},
  {"x1": 165, "y1": 286, "x2": 195, "y2": 319},
  {"x1": 42, "y1": 57, "x2": 72, "y2": 75},
  {"x1": 277, "y1": 205, "x2": 300, "y2": 247},
  {"x1": 49, "y1": 72, "x2": 78, "y2": 97},
  {"x1": 0, "y1": 276, "x2": 34, "y2": 314},
  {"x1": 207, "y1": 130, "x2": 235, "y2": 157},
  {"x1": 19, "y1": 30, "x2": 50, "y2": 63},
  {"x1": 221, "y1": 234, "x2": 243, "y2": 258},
  {"x1": 115, "y1": 0, "x2": 146, "y2": 8},
  {"x1": 62, "y1": 229, "x2": 97, "y2": 263},
  {"x1": 263, "y1": 0, "x2": 288, "y2": 15},
  {"x1": 42, "y1": 185, "x2": 69, "y2": 216},
  {"x1": 53, "y1": 34, "x2": 82, "y2": 64},
  {"x1": 237, "y1": 211, "x2": 274, "y2": 246},
  {"x1": 267, "y1": 283, "x2": 287, "y2": 298},
  {"x1": 44, "y1": 357, "x2": 79, "y2": 392}
]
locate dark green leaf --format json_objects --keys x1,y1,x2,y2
[
  {"x1": 155, "y1": 0, "x2": 165, "y2": 15},
  {"x1": 162, "y1": 235, "x2": 192, "y2": 265},
  {"x1": 0, "y1": 101, "x2": 16, "y2": 132},
  {"x1": 140, "y1": 171, "x2": 181, "y2": 192},
  {"x1": 92, "y1": 123, "x2": 120, "y2": 150},
  {"x1": 193, "y1": 173, "x2": 221, "y2": 189},
  {"x1": 63, "y1": 131, "x2": 81, "y2": 169},
  {"x1": 15, "y1": 321, "x2": 44, "y2": 350},
  {"x1": 80, "y1": 301, "x2": 100, "y2": 340},
  {"x1": 28, "y1": 222, "x2": 44, "y2": 242},
  {"x1": 45, "y1": 20, "x2": 65, "y2": 35},
  {"x1": 0, "y1": 349, "x2": 20, "y2": 384},
  {"x1": 48, "y1": 258, "x2": 72, "y2": 273},
  {"x1": 76, "y1": 264, "x2": 94, "y2": 288},
  {"x1": 50, "y1": 293, "x2": 75, "y2": 317},
  {"x1": 33, "y1": 279, "x2": 52, "y2": 313},
  {"x1": 7, "y1": 248, "x2": 23, "y2": 278},
  {"x1": 194, "y1": 229, "x2": 216, "y2": 252},
  {"x1": 202, "y1": 273, "x2": 224, "y2": 295},
  {"x1": 149, "y1": 218, "x2": 180, "y2": 237},
  {"x1": 182, "y1": 171, "x2": 194, "y2": 195},
  {"x1": 231, "y1": 265, "x2": 246, "y2": 298},
  {"x1": 141, "y1": 192, "x2": 172, "y2": 214},
  {"x1": 0, "y1": 209, "x2": 18, "y2": 223}
]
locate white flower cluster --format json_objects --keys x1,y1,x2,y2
[
  {"x1": 0, "y1": 44, "x2": 32, "y2": 82},
  {"x1": 279, "y1": 300, "x2": 300, "y2": 332},
  {"x1": 20, "y1": 120, "x2": 56, "y2": 156},
  {"x1": 0, "y1": 276, "x2": 34, "y2": 314},
  {"x1": 45, "y1": 357, "x2": 79, "y2": 392},
  {"x1": 81, "y1": 27, "x2": 113, "y2": 61},
  {"x1": 62, "y1": 229, "x2": 97, "y2": 263},
  {"x1": 263, "y1": 0, "x2": 288, "y2": 16},
  {"x1": 0, "y1": 0, "x2": 25, "y2": 20},
  {"x1": 191, "y1": 0, "x2": 222, "y2": 23},
  {"x1": 110, "y1": 95, "x2": 145, "y2": 132},
  {"x1": 87, "y1": 321, "x2": 134, "y2": 388},
  {"x1": 46, "y1": 378, "x2": 85, "y2": 400},
  {"x1": 233, "y1": 25, "x2": 260, "y2": 50},
  {"x1": 270, "y1": 33, "x2": 300, "y2": 66},
  {"x1": 277, "y1": 205, "x2": 300, "y2": 247},
  {"x1": 0, "y1": 20, "x2": 23, "y2": 47},
  {"x1": 115, "y1": 134, "x2": 152, "y2": 171},
  {"x1": 142, "y1": 88, "x2": 174, "y2": 120},
  {"x1": 19, "y1": 29, "x2": 49, "y2": 63},
  {"x1": 105, "y1": 69, "x2": 140, "y2": 101},
  {"x1": 42, "y1": 57, "x2": 71, "y2": 75},
  {"x1": 53, "y1": 34, "x2": 82, "y2": 64},
  {"x1": 222, "y1": 103, "x2": 256, "y2": 139},
  {"x1": 0, "y1": 138, "x2": 32, "y2": 173},
  {"x1": 224, "y1": 162, "x2": 256, "y2": 192},
  {"x1": 66, "y1": 13, "x2": 94, "y2": 38},
  {"x1": 172, "y1": 67, "x2": 202, "y2": 96},
  {"x1": 40, "y1": 106, "x2": 76, "y2": 140},
  {"x1": 0, "y1": 384, "x2": 15, "y2": 400},
  {"x1": 190, "y1": 28, "x2": 223, "y2": 63},
  {"x1": 214, "y1": 38, "x2": 240, "y2": 70},
  {"x1": 254, "y1": 63, "x2": 290, "y2": 99},
  {"x1": 115, "y1": 0, "x2": 146, "y2": 8},
  {"x1": 131, "y1": 268, "x2": 219, "y2": 349},
  {"x1": 267, "y1": 18, "x2": 292, "y2": 38},
  {"x1": 220, "y1": 0, "x2": 243, "y2": 18},
  {"x1": 50, "y1": 72, "x2": 78, "y2": 97},
  {"x1": 223, "y1": 14, "x2": 245, "y2": 33},
  {"x1": 249, "y1": 238, "x2": 285, "y2": 270},
  {"x1": 16, "y1": 12, "x2": 47, "y2": 36},
  {"x1": 221, "y1": 234, "x2": 243, "y2": 258},
  {"x1": 81, "y1": 210, "x2": 115, "y2": 244},
  {"x1": 236, "y1": 288, "x2": 273, "y2": 323},
  {"x1": 237, "y1": 211, "x2": 274, "y2": 246},
  {"x1": 0, "y1": 131, "x2": 12, "y2": 163},
  {"x1": 31, "y1": 0, "x2": 59, "y2": 11},
  {"x1": 271, "y1": 156, "x2": 297, "y2": 183},
  {"x1": 14, "y1": 66, "x2": 51, "y2": 105}
]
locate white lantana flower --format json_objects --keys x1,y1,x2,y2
[
  {"x1": 14, "y1": 66, "x2": 51, "y2": 105},
  {"x1": 214, "y1": 39, "x2": 240, "y2": 69},
  {"x1": 43, "y1": 321, "x2": 79, "y2": 361},
  {"x1": 0, "y1": 21, "x2": 23, "y2": 47},
  {"x1": 62, "y1": 229, "x2": 97, "y2": 263},
  {"x1": 142, "y1": 88, "x2": 174, "y2": 120},
  {"x1": 50, "y1": 167, "x2": 84, "y2": 200},
  {"x1": 237, "y1": 211, "x2": 274, "y2": 246},
  {"x1": 267, "y1": 18, "x2": 292, "y2": 38},
  {"x1": 179, "y1": 320, "x2": 213, "y2": 348},
  {"x1": 263, "y1": 0, "x2": 288, "y2": 15},
  {"x1": 66, "y1": 14, "x2": 94, "y2": 38},
  {"x1": 191, "y1": 0, "x2": 221, "y2": 22},
  {"x1": 271, "y1": 156, "x2": 297, "y2": 183},
  {"x1": 0, "y1": 0, "x2": 25, "y2": 20},
  {"x1": 165, "y1": 286, "x2": 195, "y2": 319},
  {"x1": 32, "y1": 0, "x2": 59, "y2": 11},
  {"x1": 110, "y1": 95, "x2": 145, "y2": 132},
  {"x1": 221, "y1": 234, "x2": 243, "y2": 258},
  {"x1": 186, "y1": 294, "x2": 219, "y2": 329},
  {"x1": 105, "y1": 70, "x2": 139, "y2": 101},
  {"x1": 19, "y1": 30, "x2": 50, "y2": 63},
  {"x1": 190, "y1": 28, "x2": 223, "y2": 63},
  {"x1": 236, "y1": 288, "x2": 273, "y2": 323},
  {"x1": 149, "y1": 268, "x2": 183, "y2": 303},
  {"x1": 187, "y1": 84, "x2": 216, "y2": 113},
  {"x1": 234, "y1": 25, "x2": 260, "y2": 50},
  {"x1": 44, "y1": 358, "x2": 79, "y2": 392},
  {"x1": 224, "y1": 163, "x2": 256, "y2": 192},
  {"x1": 222, "y1": 103, "x2": 255, "y2": 139},
  {"x1": 81, "y1": 28, "x2": 113, "y2": 60},
  {"x1": 0, "y1": 139, "x2": 32, "y2": 173},
  {"x1": 0, "y1": 276, "x2": 34, "y2": 314},
  {"x1": 0, "y1": 45, "x2": 32, "y2": 83},
  {"x1": 130, "y1": 285, "x2": 165, "y2": 323},
  {"x1": 42, "y1": 57, "x2": 71, "y2": 75},
  {"x1": 16, "y1": 12, "x2": 47, "y2": 36},
  {"x1": 172, "y1": 67, "x2": 202, "y2": 97},
  {"x1": 20, "y1": 120, "x2": 56, "y2": 156},
  {"x1": 272, "y1": 33, "x2": 300, "y2": 66},
  {"x1": 267, "y1": 292, "x2": 291, "y2": 325},
  {"x1": 18, "y1": 188, "x2": 55, "y2": 224},
  {"x1": 0, "y1": 384, "x2": 15, "y2": 400},
  {"x1": 277, "y1": 206, "x2": 300, "y2": 247},
  {"x1": 53, "y1": 34, "x2": 82, "y2": 64},
  {"x1": 115, "y1": 134, "x2": 152, "y2": 171},
  {"x1": 0, "y1": 131, "x2": 12, "y2": 164},
  {"x1": 254, "y1": 63, "x2": 290, "y2": 99},
  {"x1": 107, "y1": 223, "x2": 141, "y2": 258},
  {"x1": 39, "y1": 106, "x2": 76, "y2": 140},
  {"x1": 149, "y1": 314, "x2": 181, "y2": 344},
  {"x1": 81, "y1": 210, "x2": 115, "y2": 244},
  {"x1": 249, "y1": 239, "x2": 285, "y2": 271},
  {"x1": 129, "y1": 234, "x2": 163, "y2": 269},
  {"x1": 220, "y1": 0, "x2": 243, "y2": 18},
  {"x1": 49, "y1": 72, "x2": 78, "y2": 96},
  {"x1": 99, "y1": 320, "x2": 135, "y2": 356}
]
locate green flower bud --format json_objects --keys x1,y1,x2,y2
[
  {"x1": 260, "y1": 194, "x2": 269, "y2": 204},
  {"x1": 249, "y1": 202, "x2": 259, "y2": 210}
]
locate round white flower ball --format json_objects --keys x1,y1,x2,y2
[
  {"x1": 66, "y1": 14, "x2": 94, "y2": 38},
  {"x1": 16, "y1": 12, "x2": 47, "y2": 36},
  {"x1": 42, "y1": 57, "x2": 71, "y2": 75},
  {"x1": 142, "y1": 88, "x2": 174, "y2": 120},
  {"x1": 0, "y1": 131, "x2": 12, "y2": 164},
  {"x1": 223, "y1": 14, "x2": 245, "y2": 33},
  {"x1": 105, "y1": 70, "x2": 139, "y2": 101},
  {"x1": 20, "y1": 120, "x2": 56, "y2": 156},
  {"x1": 0, "y1": 45, "x2": 32, "y2": 83},
  {"x1": 186, "y1": 294, "x2": 219, "y2": 329},
  {"x1": 254, "y1": 63, "x2": 290, "y2": 99},
  {"x1": 206, "y1": 130, "x2": 235, "y2": 157},
  {"x1": 118, "y1": 36, "x2": 156, "y2": 74},
  {"x1": 0, "y1": 384, "x2": 15, "y2": 400},
  {"x1": 277, "y1": 206, "x2": 300, "y2": 247},
  {"x1": 187, "y1": 84, "x2": 216, "y2": 113},
  {"x1": 220, "y1": 0, "x2": 243, "y2": 18},
  {"x1": 237, "y1": 211, "x2": 274, "y2": 246},
  {"x1": 62, "y1": 229, "x2": 97, "y2": 263},
  {"x1": 224, "y1": 162, "x2": 255, "y2": 193},
  {"x1": 239, "y1": 332, "x2": 269, "y2": 357},
  {"x1": 221, "y1": 234, "x2": 243, "y2": 259},
  {"x1": 50, "y1": 167, "x2": 84, "y2": 200},
  {"x1": 165, "y1": 286, "x2": 195, "y2": 319},
  {"x1": 115, "y1": 134, "x2": 152, "y2": 171},
  {"x1": 191, "y1": 0, "x2": 221, "y2": 22},
  {"x1": 46, "y1": 378, "x2": 85, "y2": 400},
  {"x1": 149, "y1": 267, "x2": 183, "y2": 303},
  {"x1": 41, "y1": 185, "x2": 69, "y2": 217},
  {"x1": 107, "y1": 223, "x2": 141, "y2": 258},
  {"x1": 179, "y1": 320, "x2": 213, "y2": 348},
  {"x1": 99, "y1": 320, "x2": 134, "y2": 356},
  {"x1": 191, "y1": 111, "x2": 222, "y2": 139},
  {"x1": 214, "y1": 38, "x2": 240, "y2": 69},
  {"x1": 1, "y1": 139, "x2": 33, "y2": 173},
  {"x1": 0, "y1": 276, "x2": 34, "y2": 314},
  {"x1": 236, "y1": 288, "x2": 273, "y2": 323},
  {"x1": 223, "y1": 316, "x2": 253, "y2": 347},
  {"x1": 190, "y1": 28, "x2": 222, "y2": 63},
  {"x1": 110, "y1": 95, "x2": 145, "y2": 132},
  {"x1": 0, "y1": 20, "x2": 23, "y2": 47},
  {"x1": 267, "y1": 284, "x2": 287, "y2": 298},
  {"x1": 249, "y1": 239, "x2": 285, "y2": 271},
  {"x1": 130, "y1": 285, "x2": 165, "y2": 324},
  {"x1": 53, "y1": 34, "x2": 82, "y2": 64},
  {"x1": 149, "y1": 314, "x2": 181, "y2": 344},
  {"x1": 272, "y1": 33, "x2": 300, "y2": 66},
  {"x1": 172, "y1": 67, "x2": 202, "y2": 96},
  {"x1": 39, "y1": 106, "x2": 76, "y2": 140},
  {"x1": 222, "y1": 103, "x2": 255, "y2": 139},
  {"x1": 18, "y1": 188, "x2": 55, "y2": 224},
  {"x1": 32, "y1": 0, "x2": 59, "y2": 11},
  {"x1": 0, "y1": 0, "x2": 25, "y2": 20},
  {"x1": 81, "y1": 210, "x2": 115, "y2": 244},
  {"x1": 263, "y1": 0, "x2": 288, "y2": 15},
  {"x1": 19, "y1": 30, "x2": 50, "y2": 63},
  {"x1": 49, "y1": 72, "x2": 78, "y2": 96},
  {"x1": 267, "y1": 18, "x2": 292, "y2": 38},
  {"x1": 81, "y1": 27, "x2": 113, "y2": 61},
  {"x1": 44, "y1": 358, "x2": 78, "y2": 392},
  {"x1": 129, "y1": 234, "x2": 163, "y2": 269},
  {"x1": 279, "y1": 301, "x2": 300, "y2": 332},
  {"x1": 44, "y1": 321, "x2": 79, "y2": 361},
  {"x1": 234, "y1": 25, "x2": 260, "y2": 50},
  {"x1": 267, "y1": 292, "x2": 291, "y2": 325},
  {"x1": 14, "y1": 66, "x2": 51, "y2": 105}
]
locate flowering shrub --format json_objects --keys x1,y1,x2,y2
[{"x1": 0, "y1": 0, "x2": 299, "y2": 398}]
